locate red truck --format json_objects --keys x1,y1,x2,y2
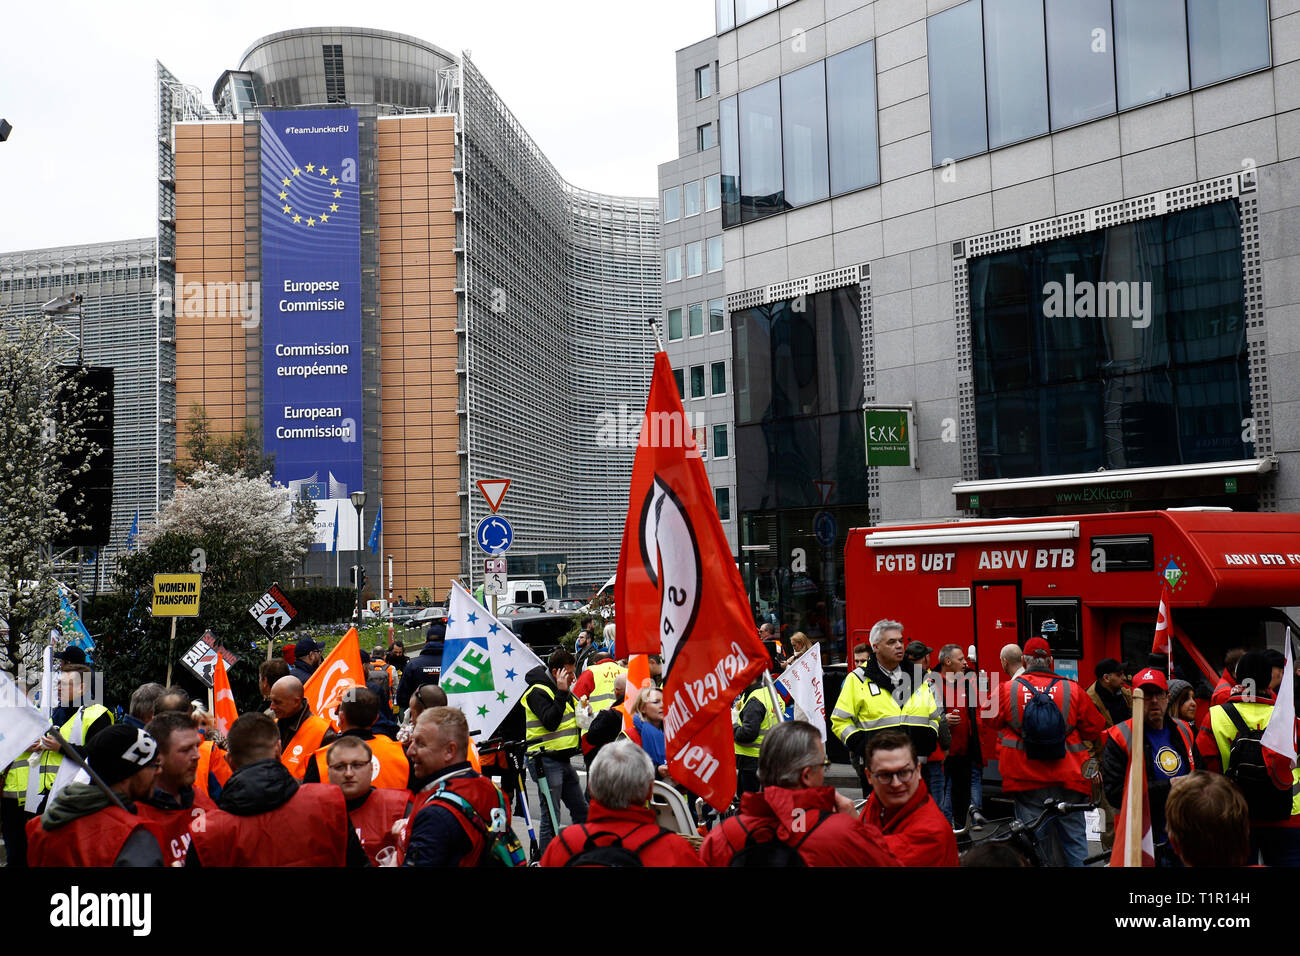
[{"x1": 845, "y1": 509, "x2": 1300, "y2": 688}]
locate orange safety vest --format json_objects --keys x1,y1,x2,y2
[
  {"x1": 312, "y1": 733, "x2": 410, "y2": 790},
  {"x1": 195, "y1": 739, "x2": 233, "y2": 797},
  {"x1": 281, "y1": 713, "x2": 331, "y2": 780}
]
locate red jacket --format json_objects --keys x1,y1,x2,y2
[
  {"x1": 136, "y1": 787, "x2": 218, "y2": 866},
  {"x1": 861, "y1": 785, "x2": 959, "y2": 867},
  {"x1": 700, "y1": 787, "x2": 899, "y2": 867},
  {"x1": 349, "y1": 787, "x2": 410, "y2": 866},
  {"x1": 541, "y1": 801, "x2": 702, "y2": 867},
  {"x1": 398, "y1": 772, "x2": 506, "y2": 867},
  {"x1": 996, "y1": 670, "x2": 1105, "y2": 795},
  {"x1": 189, "y1": 784, "x2": 349, "y2": 866},
  {"x1": 1210, "y1": 669, "x2": 1235, "y2": 707},
  {"x1": 27, "y1": 805, "x2": 154, "y2": 867}
]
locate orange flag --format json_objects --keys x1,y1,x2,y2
[
  {"x1": 467, "y1": 737, "x2": 482, "y2": 773},
  {"x1": 615, "y1": 352, "x2": 770, "y2": 810},
  {"x1": 623, "y1": 654, "x2": 651, "y2": 735},
  {"x1": 212, "y1": 652, "x2": 239, "y2": 738},
  {"x1": 303, "y1": 628, "x2": 365, "y2": 731}
]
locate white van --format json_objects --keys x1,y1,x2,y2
[{"x1": 504, "y1": 579, "x2": 548, "y2": 606}]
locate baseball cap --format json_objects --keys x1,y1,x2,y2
[
  {"x1": 294, "y1": 637, "x2": 325, "y2": 655},
  {"x1": 85, "y1": 726, "x2": 159, "y2": 786},
  {"x1": 1094, "y1": 657, "x2": 1123, "y2": 680},
  {"x1": 1023, "y1": 637, "x2": 1052, "y2": 657},
  {"x1": 1132, "y1": 668, "x2": 1169, "y2": 693},
  {"x1": 904, "y1": 640, "x2": 933, "y2": 660}
]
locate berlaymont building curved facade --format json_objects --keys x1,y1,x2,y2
[{"x1": 157, "y1": 28, "x2": 660, "y2": 598}]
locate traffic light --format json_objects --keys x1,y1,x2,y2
[{"x1": 358, "y1": 567, "x2": 367, "y2": 591}]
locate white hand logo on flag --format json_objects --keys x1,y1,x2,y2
[{"x1": 638, "y1": 476, "x2": 701, "y2": 676}]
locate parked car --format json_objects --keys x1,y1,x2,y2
[
  {"x1": 495, "y1": 603, "x2": 544, "y2": 616},
  {"x1": 544, "y1": 598, "x2": 584, "y2": 613},
  {"x1": 496, "y1": 611, "x2": 573, "y2": 659}
]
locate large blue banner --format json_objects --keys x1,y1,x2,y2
[{"x1": 260, "y1": 109, "x2": 363, "y2": 525}]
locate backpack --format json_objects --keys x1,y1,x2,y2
[
  {"x1": 561, "y1": 822, "x2": 672, "y2": 867},
  {"x1": 430, "y1": 786, "x2": 527, "y2": 867},
  {"x1": 1017, "y1": 677, "x2": 1068, "y2": 760},
  {"x1": 368, "y1": 661, "x2": 393, "y2": 701},
  {"x1": 726, "y1": 812, "x2": 829, "y2": 867},
  {"x1": 1222, "y1": 702, "x2": 1293, "y2": 821}
]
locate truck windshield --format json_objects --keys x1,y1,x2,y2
[{"x1": 1120, "y1": 607, "x2": 1299, "y2": 681}]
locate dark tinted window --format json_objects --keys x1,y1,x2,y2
[
  {"x1": 739, "y1": 79, "x2": 786, "y2": 223},
  {"x1": 1188, "y1": 0, "x2": 1271, "y2": 88},
  {"x1": 1090, "y1": 535, "x2": 1155, "y2": 571},
  {"x1": 720, "y1": 96, "x2": 741, "y2": 227}
]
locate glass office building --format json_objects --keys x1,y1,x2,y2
[{"x1": 702, "y1": 0, "x2": 1297, "y2": 654}]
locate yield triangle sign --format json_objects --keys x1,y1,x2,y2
[
  {"x1": 477, "y1": 479, "x2": 511, "y2": 514},
  {"x1": 815, "y1": 480, "x2": 835, "y2": 506}
]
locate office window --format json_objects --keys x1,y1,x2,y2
[
  {"x1": 1188, "y1": 0, "x2": 1270, "y2": 89},
  {"x1": 709, "y1": 297, "x2": 726, "y2": 333},
  {"x1": 673, "y1": 368, "x2": 685, "y2": 397},
  {"x1": 1113, "y1": 0, "x2": 1189, "y2": 110},
  {"x1": 720, "y1": 96, "x2": 741, "y2": 227},
  {"x1": 691, "y1": 365, "x2": 706, "y2": 399},
  {"x1": 928, "y1": 0, "x2": 988, "y2": 164},
  {"x1": 1045, "y1": 0, "x2": 1116, "y2": 130},
  {"x1": 736, "y1": 0, "x2": 776, "y2": 25},
  {"x1": 686, "y1": 241, "x2": 704, "y2": 278},
  {"x1": 707, "y1": 236, "x2": 723, "y2": 273},
  {"x1": 689, "y1": 302, "x2": 705, "y2": 337},
  {"x1": 983, "y1": 0, "x2": 1048, "y2": 149},
  {"x1": 668, "y1": 307, "x2": 683, "y2": 341},
  {"x1": 705, "y1": 174, "x2": 721, "y2": 211},
  {"x1": 716, "y1": 0, "x2": 735, "y2": 33},
  {"x1": 713, "y1": 423, "x2": 729, "y2": 458},
  {"x1": 698, "y1": 123, "x2": 716, "y2": 151},
  {"x1": 712, "y1": 361, "x2": 727, "y2": 396},
  {"x1": 684, "y1": 180, "x2": 701, "y2": 217},
  {"x1": 781, "y1": 62, "x2": 830, "y2": 208},
  {"x1": 739, "y1": 79, "x2": 785, "y2": 223},
  {"x1": 696, "y1": 64, "x2": 714, "y2": 99},
  {"x1": 666, "y1": 247, "x2": 682, "y2": 282},
  {"x1": 715, "y1": 487, "x2": 732, "y2": 521},
  {"x1": 826, "y1": 41, "x2": 879, "y2": 195},
  {"x1": 662, "y1": 186, "x2": 681, "y2": 223}
]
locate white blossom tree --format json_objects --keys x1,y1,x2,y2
[{"x1": 0, "y1": 316, "x2": 101, "y2": 674}]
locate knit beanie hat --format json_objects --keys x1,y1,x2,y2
[
  {"x1": 1167, "y1": 678, "x2": 1192, "y2": 704},
  {"x1": 85, "y1": 725, "x2": 158, "y2": 787}
]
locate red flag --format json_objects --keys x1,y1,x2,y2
[
  {"x1": 615, "y1": 352, "x2": 769, "y2": 811},
  {"x1": 1109, "y1": 747, "x2": 1155, "y2": 868},
  {"x1": 212, "y1": 652, "x2": 239, "y2": 738},
  {"x1": 303, "y1": 628, "x2": 365, "y2": 731},
  {"x1": 623, "y1": 654, "x2": 651, "y2": 736},
  {"x1": 1151, "y1": 582, "x2": 1172, "y2": 669}
]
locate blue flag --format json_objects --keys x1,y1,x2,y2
[
  {"x1": 332, "y1": 504, "x2": 340, "y2": 553},
  {"x1": 126, "y1": 509, "x2": 139, "y2": 551},
  {"x1": 59, "y1": 587, "x2": 96, "y2": 662},
  {"x1": 368, "y1": 503, "x2": 382, "y2": 554}
]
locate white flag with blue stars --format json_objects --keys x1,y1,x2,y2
[{"x1": 442, "y1": 580, "x2": 545, "y2": 741}]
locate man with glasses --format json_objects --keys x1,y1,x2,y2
[
  {"x1": 1100, "y1": 667, "x2": 1194, "y2": 867},
  {"x1": 327, "y1": 736, "x2": 408, "y2": 866},
  {"x1": 859, "y1": 730, "x2": 958, "y2": 867}
]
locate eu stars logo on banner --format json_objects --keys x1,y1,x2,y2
[{"x1": 442, "y1": 581, "x2": 544, "y2": 741}]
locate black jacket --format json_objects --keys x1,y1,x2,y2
[
  {"x1": 396, "y1": 639, "x2": 444, "y2": 710},
  {"x1": 186, "y1": 758, "x2": 367, "y2": 867},
  {"x1": 288, "y1": 659, "x2": 316, "y2": 686},
  {"x1": 1101, "y1": 718, "x2": 1195, "y2": 843},
  {"x1": 523, "y1": 665, "x2": 579, "y2": 759}
]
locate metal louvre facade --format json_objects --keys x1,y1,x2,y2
[
  {"x1": 0, "y1": 238, "x2": 162, "y2": 581},
  {"x1": 458, "y1": 60, "x2": 660, "y2": 588}
]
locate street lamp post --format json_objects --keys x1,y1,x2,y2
[
  {"x1": 386, "y1": 553, "x2": 394, "y2": 648},
  {"x1": 350, "y1": 490, "x2": 367, "y2": 625}
]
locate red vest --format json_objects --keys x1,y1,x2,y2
[
  {"x1": 312, "y1": 733, "x2": 410, "y2": 790},
  {"x1": 397, "y1": 772, "x2": 503, "y2": 867},
  {"x1": 189, "y1": 783, "x2": 349, "y2": 866},
  {"x1": 136, "y1": 789, "x2": 218, "y2": 867},
  {"x1": 1105, "y1": 717, "x2": 1195, "y2": 760},
  {"x1": 195, "y1": 740, "x2": 232, "y2": 797},
  {"x1": 349, "y1": 788, "x2": 410, "y2": 866},
  {"x1": 26, "y1": 805, "x2": 155, "y2": 867}
]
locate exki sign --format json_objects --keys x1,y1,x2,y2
[{"x1": 864, "y1": 407, "x2": 912, "y2": 467}]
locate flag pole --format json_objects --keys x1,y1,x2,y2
[
  {"x1": 48, "y1": 728, "x2": 128, "y2": 811},
  {"x1": 762, "y1": 670, "x2": 786, "y2": 722},
  {"x1": 1123, "y1": 686, "x2": 1146, "y2": 867},
  {"x1": 648, "y1": 316, "x2": 664, "y2": 352}
]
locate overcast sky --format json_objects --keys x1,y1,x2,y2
[{"x1": 0, "y1": 0, "x2": 714, "y2": 254}]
